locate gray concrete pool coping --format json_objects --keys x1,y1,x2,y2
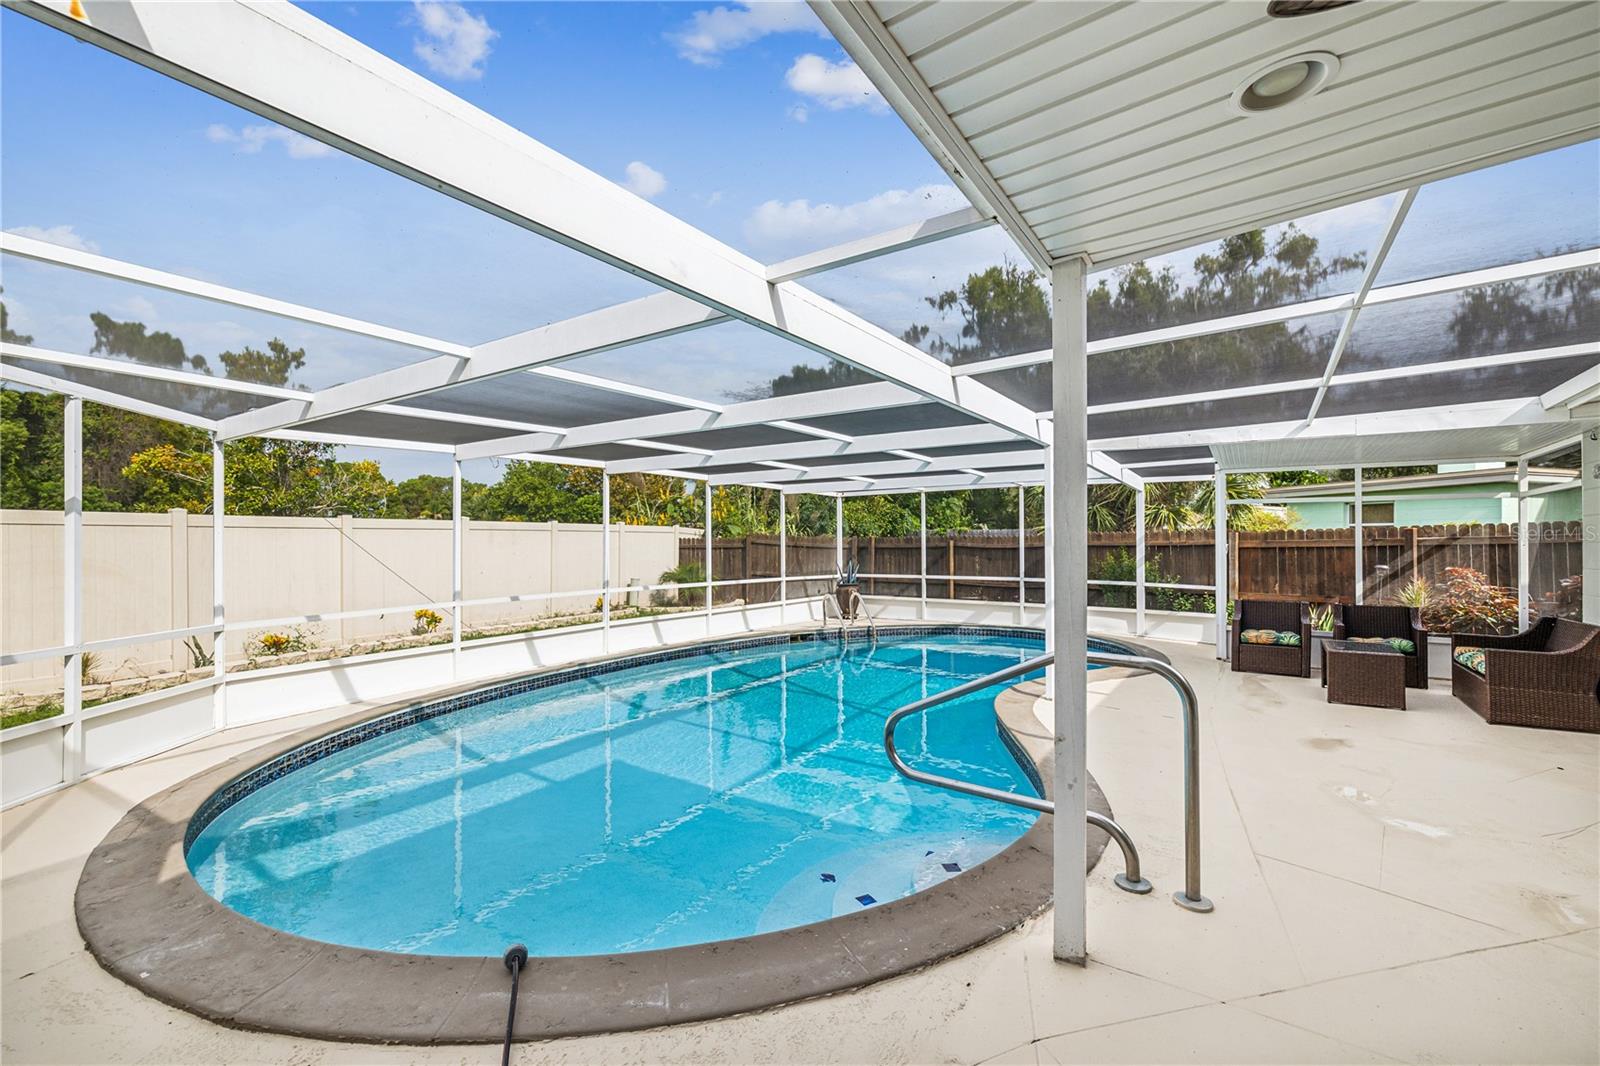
[{"x1": 74, "y1": 625, "x2": 1127, "y2": 1044}]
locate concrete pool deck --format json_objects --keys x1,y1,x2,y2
[{"x1": 3, "y1": 636, "x2": 1597, "y2": 1063}]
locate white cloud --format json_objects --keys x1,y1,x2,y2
[
  {"x1": 743, "y1": 183, "x2": 969, "y2": 251},
  {"x1": 115, "y1": 294, "x2": 159, "y2": 320},
  {"x1": 785, "y1": 54, "x2": 884, "y2": 112},
  {"x1": 205, "y1": 123, "x2": 335, "y2": 160},
  {"x1": 4, "y1": 224, "x2": 99, "y2": 253},
  {"x1": 668, "y1": 1, "x2": 823, "y2": 66},
  {"x1": 622, "y1": 161, "x2": 667, "y2": 200},
  {"x1": 705, "y1": 190, "x2": 725, "y2": 207},
  {"x1": 787, "y1": 104, "x2": 809, "y2": 124},
  {"x1": 409, "y1": 0, "x2": 497, "y2": 80}
]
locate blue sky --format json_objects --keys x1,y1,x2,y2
[{"x1": 2, "y1": 1, "x2": 1596, "y2": 482}]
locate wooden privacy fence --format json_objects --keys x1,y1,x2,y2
[
  {"x1": 1085, "y1": 523, "x2": 1582, "y2": 608},
  {"x1": 681, "y1": 533, "x2": 1045, "y2": 604}
]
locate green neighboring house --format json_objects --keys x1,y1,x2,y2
[{"x1": 1264, "y1": 464, "x2": 1580, "y2": 529}]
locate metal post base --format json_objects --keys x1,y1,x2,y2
[
  {"x1": 1114, "y1": 874, "x2": 1153, "y2": 895},
  {"x1": 1173, "y1": 891, "x2": 1214, "y2": 913}
]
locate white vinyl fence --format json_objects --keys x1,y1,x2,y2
[{"x1": 2, "y1": 509, "x2": 691, "y2": 692}]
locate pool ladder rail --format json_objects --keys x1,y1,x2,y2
[
  {"x1": 882, "y1": 650, "x2": 1213, "y2": 913},
  {"x1": 821, "y1": 585, "x2": 877, "y2": 643}
]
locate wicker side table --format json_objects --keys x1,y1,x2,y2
[{"x1": 1321, "y1": 639, "x2": 1406, "y2": 710}]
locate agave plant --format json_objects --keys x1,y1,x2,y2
[
  {"x1": 837, "y1": 558, "x2": 860, "y2": 587},
  {"x1": 1396, "y1": 576, "x2": 1431, "y2": 608}
]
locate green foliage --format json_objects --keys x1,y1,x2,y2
[
  {"x1": 841, "y1": 494, "x2": 921, "y2": 536},
  {"x1": 184, "y1": 636, "x2": 214, "y2": 669},
  {"x1": 763, "y1": 361, "x2": 875, "y2": 397},
  {"x1": 216, "y1": 338, "x2": 307, "y2": 386},
  {"x1": 90, "y1": 311, "x2": 203, "y2": 371},
  {"x1": 1, "y1": 701, "x2": 63, "y2": 731},
  {"x1": 1423, "y1": 567, "x2": 1519, "y2": 635},
  {"x1": 1395, "y1": 576, "x2": 1431, "y2": 608},
  {"x1": 653, "y1": 560, "x2": 705, "y2": 606},
  {"x1": 0, "y1": 389, "x2": 64, "y2": 509},
  {"x1": 903, "y1": 261, "x2": 1051, "y2": 364},
  {"x1": 251, "y1": 627, "x2": 314, "y2": 657},
  {"x1": 385, "y1": 474, "x2": 466, "y2": 520},
  {"x1": 1088, "y1": 547, "x2": 1212, "y2": 613}
]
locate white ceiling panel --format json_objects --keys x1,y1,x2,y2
[{"x1": 817, "y1": 0, "x2": 1600, "y2": 265}]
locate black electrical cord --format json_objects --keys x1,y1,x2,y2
[{"x1": 501, "y1": 943, "x2": 528, "y2": 1066}]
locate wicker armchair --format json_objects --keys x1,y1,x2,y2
[
  {"x1": 1450, "y1": 617, "x2": 1600, "y2": 733},
  {"x1": 1333, "y1": 604, "x2": 1429, "y2": 689},
  {"x1": 1232, "y1": 599, "x2": 1312, "y2": 677}
]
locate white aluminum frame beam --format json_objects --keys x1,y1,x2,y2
[
  {"x1": 219, "y1": 292, "x2": 723, "y2": 439},
  {"x1": 707, "y1": 449, "x2": 1046, "y2": 485},
  {"x1": 948, "y1": 247, "x2": 1600, "y2": 378},
  {"x1": 0, "y1": 360, "x2": 218, "y2": 431},
  {"x1": 1092, "y1": 396, "x2": 1571, "y2": 453},
  {"x1": 602, "y1": 423, "x2": 1026, "y2": 475},
  {"x1": 1305, "y1": 188, "x2": 1418, "y2": 423},
  {"x1": 764, "y1": 206, "x2": 991, "y2": 284},
  {"x1": 10, "y1": 0, "x2": 1043, "y2": 446},
  {"x1": 455, "y1": 381, "x2": 926, "y2": 461},
  {"x1": 799, "y1": 469, "x2": 1047, "y2": 495}
]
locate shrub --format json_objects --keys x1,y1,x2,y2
[
  {"x1": 1422, "y1": 567, "x2": 1519, "y2": 635},
  {"x1": 184, "y1": 636, "x2": 214, "y2": 669},
  {"x1": 653, "y1": 561, "x2": 704, "y2": 606},
  {"x1": 252, "y1": 628, "x2": 312, "y2": 657},
  {"x1": 1088, "y1": 548, "x2": 1211, "y2": 613}
]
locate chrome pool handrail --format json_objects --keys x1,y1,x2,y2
[
  {"x1": 821, "y1": 585, "x2": 877, "y2": 642},
  {"x1": 881, "y1": 649, "x2": 1211, "y2": 912}
]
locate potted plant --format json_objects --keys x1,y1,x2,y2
[{"x1": 835, "y1": 559, "x2": 861, "y2": 619}]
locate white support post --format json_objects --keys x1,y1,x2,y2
[
  {"x1": 1017, "y1": 487, "x2": 1027, "y2": 624},
  {"x1": 919, "y1": 491, "x2": 928, "y2": 621},
  {"x1": 1214, "y1": 469, "x2": 1228, "y2": 660},
  {"x1": 704, "y1": 480, "x2": 713, "y2": 636},
  {"x1": 61, "y1": 396, "x2": 83, "y2": 785},
  {"x1": 1049, "y1": 258, "x2": 1089, "y2": 965},
  {"x1": 835, "y1": 495, "x2": 844, "y2": 576},
  {"x1": 779, "y1": 491, "x2": 788, "y2": 616},
  {"x1": 211, "y1": 433, "x2": 226, "y2": 728},
  {"x1": 602, "y1": 473, "x2": 612, "y2": 654},
  {"x1": 1354, "y1": 466, "x2": 1365, "y2": 604},
  {"x1": 1517, "y1": 457, "x2": 1531, "y2": 627},
  {"x1": 1135, "y1": 484, "x2": 1147, "y2": 637},
  {"x1": 451, "y1": 459, "x2": 463, "y2": 676},
  {"x1": 1043, "y1": 444, "x2": 1056, "y2": 701}
]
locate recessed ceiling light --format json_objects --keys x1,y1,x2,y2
[{"x1": 1231, "y1": 52, "x2": 1341, "y2": 114}]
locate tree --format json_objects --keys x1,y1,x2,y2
[
  {"x1": 385, "y1": 474, "x2": 488, "y2": 520},
  {"x1": 903, "y1": 261, "x2": 1051, "y2": 364},
  {"x1": 217, "y1": 339, "x2": 307, "y2": 387},
  {"x1": 469, "y1": 461, "x2": 598, "y2": 522},
  {"x1": 0, "y1": 389, "x2": 63, "y2": 509},
  {"x1": 90, "y1": 312, "x2": 206, "y2": 372},
  {"x1": 1, "y1": 290, "x2": 32, "y2": 345},
  {"x1": 120, "y1": 437, "x2": 398, "y2": 516},
  {"x1": 762, "y1": 360, "x2": 874, "y2": 398}
]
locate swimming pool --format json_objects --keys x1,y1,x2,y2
[{"x1": 187, "y1": 630, "x2": 1073, "y2": 957}]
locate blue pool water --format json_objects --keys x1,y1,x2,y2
[{"x1": 188, "y1": 633, "x2": 1061, "y2": 957}]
